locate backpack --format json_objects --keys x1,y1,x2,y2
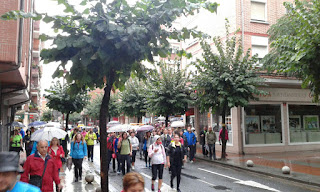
[{"x1": 107, "y1": 136, "x2": 114, "y2": 151}]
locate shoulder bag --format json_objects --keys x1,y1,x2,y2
[{"x1": 29, "y1": 158, "x2": 48, "y2": 188}]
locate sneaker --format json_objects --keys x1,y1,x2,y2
[
  {"x1": 158, "y1": 189, "x2": 161, "y2": 192},
  {"x1": 79, "y1": 176, "x2": 82, "y2": 181},
  {"x1": 74, "y1": 178, "x2": 78, "y2": 182},
  {"x1": 117, "y1": 171, "x2": 121, "y2": 175},
  {"x1": 91, "y1": 159, "x2": 93, "y2": 162},
  {"x1": 190, "y1": 160, "x2": 193, "y2": 163},
  {"x1": 177, "y1": 189, "x2": 181, "y2": 192},
  {"x1": 151, "y1": 184, "x2": 155, "y2": 191},
  {"x1": 132, "y1": 166, "x2": 135, "y2": 170},
  {"x1": 170, "y1": 180, "x2": 173, "y2": 189}
]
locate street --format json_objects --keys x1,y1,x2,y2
[{"x1": 87, "y1": 144, "x2": 320, "y2": 192}]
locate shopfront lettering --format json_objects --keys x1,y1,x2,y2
[{"x1": 257, "y1": 88, "x2": 312, "y2": 102}]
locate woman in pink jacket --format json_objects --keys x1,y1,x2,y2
[{"x1": 148, "y1": 135, "x2": 166, "y2": 192}]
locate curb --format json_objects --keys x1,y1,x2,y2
[{"x1": 195, "y1": 155, "x2": 320, "y2": 188}]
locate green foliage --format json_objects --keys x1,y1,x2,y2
[
  {"x1": 193, "y1": 21, "x2": 265, "y2": 117},
  {"x1": 41, "y1": 110, "x2": 52, "y2": 122},
  {"x1": 68, "y1": 112, "x2": 82, "y2": 124},
  {"x1": 45, "y1": 81, "x2": 90, "y2": 115},
  {"x1": 263, "y1": 0, "x2": 320, "y2": 101},
  {"x1": 85, "y1": 93, "x2": 120, "y2": 120},
  {"x1": 120, "y1": 78, "x2": 147, "y2": 119},
  {"x1": 145, "y1": 63, "x2": 192, "y2": 119}
]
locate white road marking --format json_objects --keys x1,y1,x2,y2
[
  {"x1": 197, "y1": 179, "x2": 216, "y2": 187},
  {"x1": 140, "y1": 172, "x2": 175, "y2": 192},
  {"x1": 198, "y1": 168, "x2": 281, "y2": 192}
]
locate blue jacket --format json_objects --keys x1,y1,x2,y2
[
  {"x1": 183, "y1": 131, "x2": 196, "y2": 146},
  {"x1": 70, "y1": 141, "x2": 87, "y2": 159},
  {"x1": 7, "y1": 181, "x2": 41, "y2": 192},
  {"x1": 114, "y1": 137, "x2": 119, "y2": 153},
  {"x1": 30, "y1": 141, "x2": 50, "y2": 155}
]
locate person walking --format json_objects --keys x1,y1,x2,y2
[
  {"x1": 85, "y1": 128, "x2": 97, "y2": 162},
  {"x1": 219, "y1": 124, "x2": 229, "y2": 160},
  {"x1": 166, "y1": 133, "x2": 187, "y2": 192},
  {"x1": 106, "y1": 132, "x2": 116, "y2": 172},
  {"x1": 117, "y1": 132, "x2": 132, "y2": 175},
  {"x1": 0, "y1": 151, "x2": 41, "y2": 192},
  {"x1": 137, "y1": 131, "x2": 144, "y2": 160},
  {"x1": 10, "y1": 129, "x2": 23, "y2": 154},
  {"x1": 205, "y1": 127, "x2": 217, "y2": 160},
  {"x1": 21, "y1": 140, "x2": 62, "y2": 192},
  {"x1": 183, "y1": 127, "x2": 196, "y2": 163},
  {"x1": 200, "y1": 126, "x2": 208, "y2": 157},
  {"x1": 70, "y1": 133, "x2": 87, "y2": 182},
  {"x1": 128, "y1": 132, "x2": 139, "y2": 170},
  {"x1": 60, "y1": 127, "x2": 70, "y2": 157},
  {"x1": 143, "y1": 131, "x2": 152, "y2": 168},
  {"x1": 24, "y1": 129, "x2": 33, "y2": 157},
  {"x1": 113, "y1": 133, "x2": 121, "y2": 174},
  {"x1": 148, "y1": 135, "x2": 166, "y2": 192},
  {"x1": 48, "y1": 137, "x2": 65, "y2": 192},
  {"x1": 161, "y1": 128, "x2": 172, "y2": 151}
]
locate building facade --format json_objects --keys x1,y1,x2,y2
[{"x1": 0, "y1": 0, "x2": 35, "y2": 151}]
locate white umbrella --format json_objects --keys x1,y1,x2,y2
[
  {"x1": 157, "y1": 116, "x2": 166, "y2": 121},
  {"x1": 107, "y1": 121, "x2": 120, "y2": 127},
  {"x1": 171, "y1": 121, "x2": 185, "y2": 128},
  {"x1": 46, "y1": 122, "x2": 62, "y2": 129},
  {"x1": 31, "y1": 126, "x2": 67, "y2": 141},
  {"x1": 107, "y1": 124, "x2": 131, "y2": 132}
]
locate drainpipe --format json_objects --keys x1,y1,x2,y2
[
  {"x1": 0, "y1": 0, "x2": 25, "y2": 74},
  {"x1": 240, "y1": 0, "x2": 245, "y2": 155}
]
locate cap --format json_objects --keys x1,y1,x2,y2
[{"x1": 0, "y1": 152, "x2": 23, "y2": 173}]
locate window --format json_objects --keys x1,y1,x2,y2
[
  {"x1": 244, "y1": 104, "x2": 283, "y2": 145},
  {"x1": 289, "y1": 105, "x2": 320, "y2": 143},
  {"x1": 251, "y1": 1, "x2": 266, "y2": 21},
  {"x1": 251, "y1": 36, "x2": 268, "y2": 62}
]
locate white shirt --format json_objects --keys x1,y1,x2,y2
[{"x1": 148, "y1": 143, "x2": 166, "y2": 165}]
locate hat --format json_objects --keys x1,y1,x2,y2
[
  {"x1": 153, "y1": 135, "x2": 161, "y2": 143},
  {"x1": 0, "y1": 152, "x2": 23, "y2": 173}
]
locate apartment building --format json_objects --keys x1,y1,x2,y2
[{"x1": 0, "y1": 0, "x2": 35, "y2": 151}]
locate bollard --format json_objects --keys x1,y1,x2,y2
[
  {"x1": 85, "y1": 174, "x2": 94, "y2": 184},
  {"x1": 246, "y1": 160, "x2": 254, "y2": 167},
  {"x1": 282, "y1": 166, "x2": 290, "y2": 174},
  {"x1": 96, "y1": 187, "x2": 101, "y2": 192}
]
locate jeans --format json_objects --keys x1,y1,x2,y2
[
  {"x1": 72, "y1": 158, "x2": 83, "y2": 179},
  {"x1": 139, "y1": 142, "x2": 144, "y2": 158},
  {"x1": 188, "y1": 145, "x2": 195, "y2": 161},
  {"x1": 208, "y1": 144, "x2": 216, "y2": 159},
  {"x1": 87, "y1": 145, "x2": 94, "y2": 161},
  {"x1": 144, "y1": 150, "x2": 150, "y2": 166},
  {"x1": 121, "y1": 154, "x2": 131, "y2": 175}
]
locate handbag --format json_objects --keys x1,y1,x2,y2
[
  {"x1": 112, "y1": 153, "x2": 116, "y2": 159},
  {"x1": 29, "y1": 158, "x2": 48, "y2": 188},
  {"x1": 67, "y1": 157, "x2": 73, "y2": 170}
]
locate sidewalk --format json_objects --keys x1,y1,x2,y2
[{"x1": 195, "y1": 150, "x2": 320, "y2": 187}]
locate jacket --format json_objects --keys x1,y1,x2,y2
[
  {"x1": 148, "y1": 143, "x2": 166, "y2": 165},
  {"x1": 219, "y1": 128, "x2": 229, "y2": 141},
  {"x1": 199, "y1": 130, "x2": 206, "y2": 145},
  {"x1": 161, "y1": 134, "x2": 172, "y2": 148},
  {"x1": 166, "y1": 142, "x2": 186, "y2": 166},
  {"x1": 85, "y1": 132, "x2": 97, "y2": 146},
  {"x1": 183, "y1": 131, "x2": 196, "y2": 146},
  {"x1": 70, "y1": 141, "x2": 87, "y2": 159},
  {"x1": 9, "y1": 181, "x2": 41, "y2": 192},
  {"x1": 128, "y1": 136, "x2": 139, "y2": 150},
  {"x1": 205, "y1": 131, "x2": 217, "y2": 145},
  {"x1": 48, "y1": 145, "x2": 65, "y2": 169},
  {"x1": 21, "y1": 153, "x2": 60, "y2": 192}
]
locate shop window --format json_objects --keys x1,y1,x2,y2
[
  {"x1": 289, "y1": 105, "x2": 320, "y2": 143},
  {"x1": 251, "y1": 1, "x2": 267, "y2": 22},
  {"x1": 212, "y1": 111, "x2": 233, "y2": 145},
  {"x1": 244, "y1": 104, "x2": 282, "y2": 145}
]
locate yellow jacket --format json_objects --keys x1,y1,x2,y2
[{"x1": 85, "y1": 132, "x2": 97, "y2": 146}]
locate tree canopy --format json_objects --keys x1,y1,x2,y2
[
  {"x1": 146, "y1": 63, "x2": 192, "y2": 126},
  {"x1": 263, "y1": 0, "x2": 320, "y2": 101},
  {"x1": 120, "y1": 78, "x2": 147, "y2": 123}
]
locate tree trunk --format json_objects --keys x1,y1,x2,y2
[
  {"x1": 99, "y1": 73, "x2": 115, "y2": 192},
  {"x1": 65, "y1": 113, "x2": 69, "y2": 130},
  {"x1": 137, "y1": 116, "x2": 141, "y2": 123},
  {"x1": 165, "y1": 115, "x2": 169, "y2": 127},
  {"x1": 221, "y1": 103, "x2": 227, "y2": 160}
]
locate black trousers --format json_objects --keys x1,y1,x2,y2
[
  {"x1": 87, "y1": 145, "x2": 94, "y2": 160},
  {"x1": 188, "y1": 145, "x2": 195, "y2": 161},
  {"x1": 152, "y1": 164, "x2": 164, "y2": 180},
  {"x1": 222, "y1": 140, "x2": 227, "y2": 158},
  {"x1": 143, "y1": 150, "x2": 150, "y2": 166},
  {"x1": 107, "y1": 150, "x2": 113, "y2": 171},
  {"x1": 72, "y1": 158, "x2": 83, "y2": 179},
  {"x1": 171, "y1": 164, "x2": 182, "y2": 189},
  {"x1": 121, "y1": 154, "x2": 131, "y2": 175},
  {"x1": 62, "y1": 142, "x2": 68, "y2": 156},
  {"x1": 131, "y1": 150, "x2": 137, "y2": 163}
]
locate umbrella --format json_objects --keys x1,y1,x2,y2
[
  {"x1": 137, "y1": 125, "x2": 154, "y2": 132},
  {"x1": 157, "y1": 116, "x2": 166, "y2": 121},
  {"x1": 31, "y1": 126, "x2": 67, "y2": 141},
  {"x1": 107, "y1": 121, "x2": 120, "y2": 127},
  {"x1": 107, "y1": 124, "x2": 131, "y2": 133},
  {"x1": 5, "y1": 121, "x2": 25, "y2": 128},
  {"x1": 171, "y1": 121, "x2": 185, "y2": 128},
  {"x1": 46, "y1": 122, "x2": 62, "y2": 129},
  {"x1": 28, "y1": 121, "x2": 46, "y2": 128}
]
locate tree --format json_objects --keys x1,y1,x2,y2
[
  {"x1": 18, "y1": 0, "x2": 217, "y2": 190},
  {"x1": 85, "y1": 93, "x2": 120, "y2": 122},
  {"x1": 146, "y1": 63, "x2": 192, "y2": 127},
  {"x1": 263, "y1": 0, "x2": 320, "y2": 101},
  {"x1": 120, "y1": 78, "x2": 147, "y2": 123},
  {"x1": 45, "y1": 81, "x2": 89, "y2": 130},
  {"x1": 68, "y1": 112, "x2": 82, "y2": 124},
  {"x1": 41, "y1": 109, "x2": 52, "y2": 122},
  {"x1": 193, "y1": 22, "x2": 265, "y2": 159}
]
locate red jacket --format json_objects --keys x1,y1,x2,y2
[
  {"x1": 48, "y1": 145, "x2": 65, "y2": 169},
  {"x1": 21, "y1": 153, "x2": 60, "y2": 192},
  {"x1": 219, "y1": 128, "x2": 229, "y2": 141}
]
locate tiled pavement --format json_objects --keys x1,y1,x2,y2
[{"x1": 195, "y1": 149, "x2": 320, "y2": 187}]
